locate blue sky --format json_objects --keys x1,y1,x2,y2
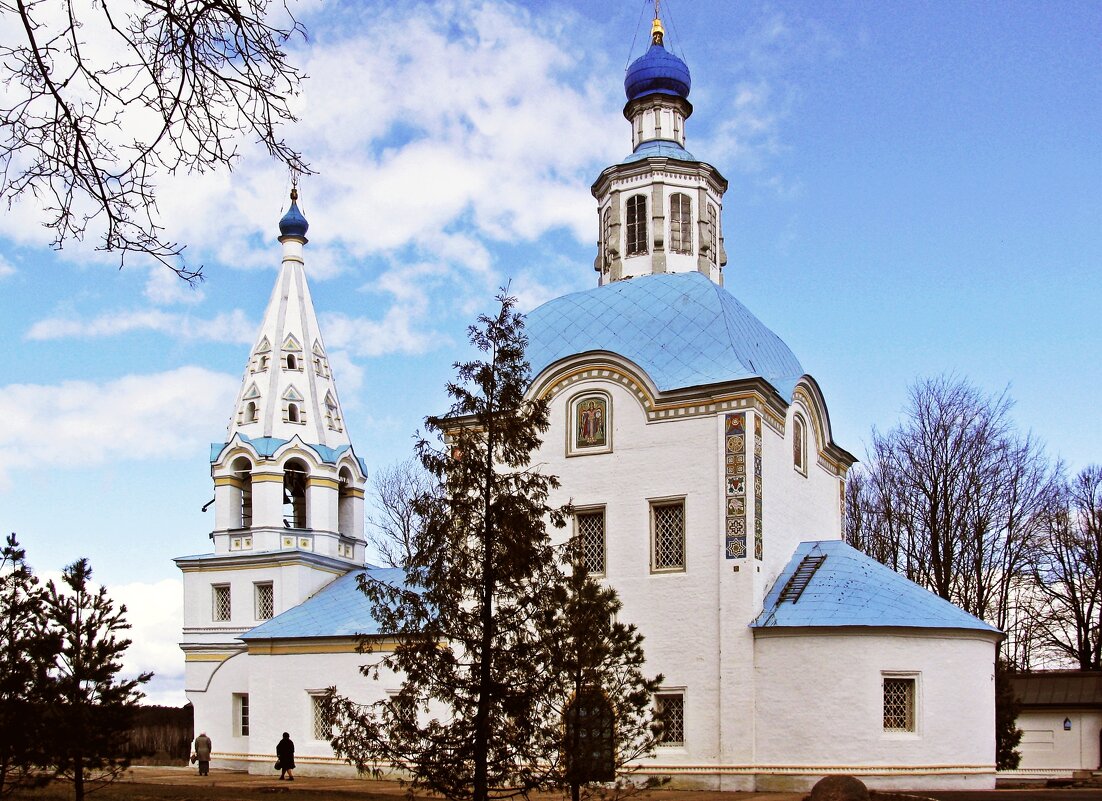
[{"x1": 1, "y1": 0, "x2": 1098, "y2": 703}]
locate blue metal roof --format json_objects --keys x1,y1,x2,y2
[
  {"x1": 524, "y1": 272, "x2": 804, "y2": 397},
  {"x1": 622, "y1": 139, "x2": 697, "y2": 164},
  {"x1": 625, "y1": 42, "x2": 690, "y2": 101},
  {"x1": 239, "y1": 566, "x2": 406, "y2": 640},
  {"x1": 211, "y1": 434, "x2": 366, "y2": 474},
  {"x1": 752, "y1": 540, "x2": 1001, "y2": 633}
]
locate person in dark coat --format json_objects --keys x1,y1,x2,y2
[
  {"x1": 193, "y1": 731, "x2": 212, "y2": 775},
  {"x1": 276, "y1": 732, "x2": 295, "y2": 780}
]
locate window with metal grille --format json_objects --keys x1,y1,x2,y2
[
  {"x1": 670, "y1": 193, "x2": 692, "y2": 254},
  {"x1": 577, "y1": 510, "x2": 605, "y2": 575},
  {"x1": 883, "y1": 677, "x2": 915, "y2": 732},
  {"x1": 656, "y1": 692, "x2": 685, "y2": 747},
  {"x1": 235, "y1": 693, "x2": 250, "y2": 736},
  {"x1": 626, "y1": 195, "x2": 647, "y2": 256},
  {"x1": 255, "y1": 583, "x2": 274, "y2": 620},
  {"x1": 311, "y1": 694, "x2": 332, "y2": 740},
  {"x1": 212, "y1": 585, "x2": 231, "y2": 622},
  {"x1": 652, "y1": 501, "x2": 685, "y2": 571},
  {"x1": 708, "y1": 204, "x2": 718, "y2": 263}
]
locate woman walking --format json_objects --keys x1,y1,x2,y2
[{"x1": 276, "y1": 732, "x2": 295, "y2": 780}]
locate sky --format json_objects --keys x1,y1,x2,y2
[{"x1": 1, "y1": 0, "x2": 1099, "y2": 705}]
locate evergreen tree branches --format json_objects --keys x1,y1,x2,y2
[{"x1": 328, "y1": 292, "x2": 661, "y2": 801}]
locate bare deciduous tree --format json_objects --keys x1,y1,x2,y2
[
  {"x1": 846, "y1": 376, "x2": 1058, "y2": 667},
  {"x1": 366, "y1": 458, "x2": 432, "y2": 568},
  {"x1": 1031, "y1": 465, "x2": 1102, "y2": 669},
  {"x1": 1, "y1": 0, "x2": 308, "y2": 278}
]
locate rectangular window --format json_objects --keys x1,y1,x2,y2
[
  {"x1": 656, "y1": 692, "x2": 685, "y2": 747},
  {"x1": 577, "y1": 509, "x2": 606, "y2": 575},
  {"x1": 670, "y1": 193, "x2": 692, "y2": 254},
  {"x1": 311, "y1": 694, "x2": 332, "y2": 740},
  {"x1": 652, "y1": 500, "x2": 685, "y2": 572},
  {"x1": 212, "y1": 584, "x2": 231, "y2": 622},
  {"x1": 234, "y1": 693, "x2": 250, "y2": 736},
  {"x1": 255, "y1": 582, "x2": 274, "y2": 620},
  {"x1": 883, "y1": 677, "x2": 916, "y2": 732},
  {"x1": 625, "y1": 195, "x2": 648, "y2": 256},
  {"x1": 653, "y1": 108, "x2": 662, "y2": 138},
  {"x1": 708, "y1": 204, "x2": 718, "y2": 264}
]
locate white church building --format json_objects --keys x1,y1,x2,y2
[{"x1": 177, "y1": 13, "x2": 1002, "y2": 792}]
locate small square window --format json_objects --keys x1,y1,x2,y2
[
  {"x1": 255, "y1": 583, "x2": 274, "y2": 620},
  {"x1": 656, "y1": 692, "x2": 685, "y2": 747},
  {"x1": 652, "y1": 501, "x2": 685, "y2": 572},
  {"x1": 577, "y1": 510, "x2": 606, "y2": 575},
  {"x1": 883, "y1": 677, "x2": 916, "y2": 732},
  {"x1": 212, "y1": 585, "x2": 231, "y2": 622}
]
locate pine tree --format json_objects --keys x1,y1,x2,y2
[
  {"x1": 0, "y1": 534, "x2": 53, "y2": 796},
  {"x1": 42, "y1": 559, "x2": 151, "y2": 801},
  {"x1": 329, "y1": 292, "x2": 570, "y2": 801},
  {"x1": 541, "y1": 537, "x2": 664, "y2": 801},
  {"x1": 994, "y1": 659, "x2": 1023, "y2": 770}
]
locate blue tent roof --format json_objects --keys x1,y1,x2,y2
[
  {"x1": 752, "y1": 540, "x2": 1001, "y2": 633},
  {"x1": 239, "y1": 567, "x2": 406, "y2": 640},
  {"x1": 524, "y1": 272, "x2": 804, "y2": 397}
]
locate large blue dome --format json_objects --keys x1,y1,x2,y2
[
  {"x1": 524, "y1": 272, "x2": 803, "y2": 398},
  {"x1": 624, "y1": 42, "x2": 691, "y2": 102}
]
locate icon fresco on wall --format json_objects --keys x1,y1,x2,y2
[{"x1": 576, "y1": 397, "x2": 607, "y2": 448}]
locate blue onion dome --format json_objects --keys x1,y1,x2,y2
[
  {"x1": 624, "y1": 27, "x2": 690, "y2": 102},
  {"x1": 278, "y1": 187, "x2": 309, "y2": 238}
]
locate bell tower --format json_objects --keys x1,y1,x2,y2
[
  {"x1": 177, "y1": 188, "x2": 368, "y2": 704},
  {"x1": 592, "y1": 6, "x2": 728, "y2": 285}
]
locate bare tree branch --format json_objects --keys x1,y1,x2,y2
[{"x1": 0, "y1": 0, "x2": 310, "y2": 279}]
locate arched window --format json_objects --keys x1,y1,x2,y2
[
  {"x1": 338, "y1": 467, "x2": 355, "y2": 539},
  {"x1": 626, "y1": 195, "x2": 647, "y2": 256},
  {"x1": 670, "y1": 193, "x2": 692, "y2": 254},
  {"x1": 245, "y1": 401, "x2": 258, "y2": 423},
  {"x1": 286, "y1": 353, "x2": 297, "y2": 370},
  {"x1": 287, "y1": 403, "x2": 300, "y2": 423},
  {"x1": 232, "y1": 456, "x2": 253, "y2": 528},
  {"x1": 707, "y1": 204, "x2": 718, "y2": 264},
  {"x1": 283, "y1": 459, "x2": 308, "y2": 529},
  {"x1": 564, "y1": 687, "x2": 615, "y2": 784},
  {"x1": 793, "y1": 414, "x2": 807, "y2": 474}
]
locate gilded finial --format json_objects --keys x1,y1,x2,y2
[
  {"x1": 290, "y1": 168, "x2": 299, "y2": 203},
  {"x1": 651, "y1": 0, "x2": 665, "y2": 45}
]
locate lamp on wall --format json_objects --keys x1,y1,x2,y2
[{"x1": 1064, "y1": 717, "x2": 1073, "y2": 731}]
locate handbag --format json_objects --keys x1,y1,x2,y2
[
  {"x1": 274, "y1": 761, "x2": 281, "y2": 771},
  {"x1": 190, "y1": 754, "x2": 197, "y2": 764}
]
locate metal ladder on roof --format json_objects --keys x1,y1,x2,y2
[{"x1": 778, "y1": 553, "x2": 827, "y2": 604}]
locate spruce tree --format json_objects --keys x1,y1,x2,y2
[
  {"x1": 42, "y1": 559, "x2": 151, "y2": 801},
  {"x1": 0, "y1": 534, "x2": 53, "y2": 796},
  {"x1": 329, "y1": 292, "x2": 570, "y2": 801},
  {"x1": 329, "y1": 292, "x2": 663, "y2": 801}
]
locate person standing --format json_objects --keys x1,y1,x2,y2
[
  {"x1": 193, "y1": 732, "x2": 212, "y2": 776},
  {"x1": 276, "y1": 732, "x2": 295, "y2": 780}
]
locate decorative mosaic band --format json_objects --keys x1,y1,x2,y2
[
  {"x1": 754, "y1": 415, "x2": 763, "y2": 561},
  {"x1": 724, "y1": 413, "x2": 747, "y2": 559}
]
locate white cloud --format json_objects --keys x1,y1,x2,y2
[
  {"x1": 26, "y1": 308, "x2": 256, "y2": 344},
  {"x1": 0, "y1": 367, "x2": 239, "y2": 488},
  {"x1": 111, "y1": 578, "x2": 187, "y2": 706},
  {"x1": 0, "y1": 253, "x2": 15, "y2": 277},
  {"x1": 144, "y1": 266, "x2": 205, "y2": 306}
]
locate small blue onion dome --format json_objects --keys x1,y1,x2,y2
[
  {"x1": 624, "y1": 41, "x2": 691, "y2": 102},
  {"x1": 278, "y1": 188, "x2": 309, "y2": 238}
]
